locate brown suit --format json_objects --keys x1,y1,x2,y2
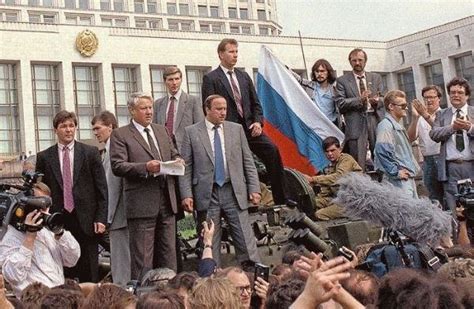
[{"x1": 110, "y1": 122, "x2": 179, "y2": 279}]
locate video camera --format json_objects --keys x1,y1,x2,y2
[
  {"x1": 456, "y1": 179, "x2": 474, "y2": 221},
  {"x1": 0, "y1": 171, "x2": 64, "y2": 240}
]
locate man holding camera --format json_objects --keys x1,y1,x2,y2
[{"x1": 0, "y1": 182, "x2": 80, "y2": 298}]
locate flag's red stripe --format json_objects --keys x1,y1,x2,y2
[{"x1": 263, "y1": 120, "x2": 317, "y2": 175}]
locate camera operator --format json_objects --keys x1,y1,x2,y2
[{"x1": 0, "y1": 182, "x2": 80, "y2": 298}]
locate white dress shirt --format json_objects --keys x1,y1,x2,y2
[
  {"x1": 132, "y1": 119, "x2": 161, "y2": 160},
  {"x1": 446, "y1": 105, "x2": 473, "y2": 161},
  {"x1": 57, "y1": 141, "x2": 74, "y2": 179},
  {"x1": 0, "y1": 226, "x2": 80, "y2": 298},
  {"x1": 205, "y1": 119, "x2": 229, "y2": 181},
  {"x1": 220, "y1": 65, "x2": 241, "y2": 94},
  {"x1": 416, "y1": 108, "x2": 441, "y2": 156}
]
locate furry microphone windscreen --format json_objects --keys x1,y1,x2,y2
[{"x1": 334, "y1": 172, "x2": 452, "y2": 246}]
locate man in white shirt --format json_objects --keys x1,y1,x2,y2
[
  {"x1": 0, "y1": 182, "x2": 80, "y2": 298},
  {"x1": 430, "y1": 77, "x2": 474, "y2": 213},
  {"x1": 407, "y1": 85, "x2": 444, "y2": 205}
]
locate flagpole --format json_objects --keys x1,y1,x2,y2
[{"x1": 298, "y1": 30, "x2": 308, "y2": 77}]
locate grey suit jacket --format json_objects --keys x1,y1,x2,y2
[
  {"x1": 179, "y1": 120, "x2": 260, "y2": 212},
  {"x1": 110, "y1": 122, "x2": 180, "y2": 219},
  {"x1": 335, "y1": 72, "x2": 385, "y2": 140},
  {"x1": 154, "y1": 91, "x2": 204, "y2": 151},
  {"x1": 103, "y1": 142, "x2": 127, "y2": 230},
  {"x1": 429, "y1": 106, "x2": 474, "y2": 181}
]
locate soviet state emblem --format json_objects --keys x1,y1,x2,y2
[{"x1": 75, "y1": 30, "x2": 99, "y2": 57}]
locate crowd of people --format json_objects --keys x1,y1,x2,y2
[{"x1": 0, "y1": 37, "x2": 472, "y2": 308}]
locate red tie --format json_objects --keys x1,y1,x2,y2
[
  {"x1": 227, "y1": 71, "x2": 244, "y2": 118},
  {"x1": 62, "y1": 146, "x2": 74, "y2": 213},
  {"x1": 165, "y1": 96, "x2": 175, "y2": 135}
]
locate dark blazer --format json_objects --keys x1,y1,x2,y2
[
  {"x1": 154, "y1": 91, "x2": 204, "y2": 151},
  {"x1": 335, "y1": 72, "x2": 385, "y2": 140},
  {"x1": 36, "y1": 141, "x2": 108, "y2": 236},
  {"x1": 202, "y1": 66, "x2": 263, "y2": 131},
  {"x1": 429, "y1": 106, "x2": 474, "y2": 181},
  {"x1": 110, "y1": 122, "x2": 180, "y2": 219}
]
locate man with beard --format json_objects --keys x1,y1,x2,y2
[
  {"x1": 335, "y1": 48, "x2": 385, "y2": 170},
  {"x1": 290, "y1": 59, "x2": 342, "y2": 128}
]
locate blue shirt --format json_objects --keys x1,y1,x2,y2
[
  {"x1": 312, "y1": 83, "x2": 337, "y2": 122},
  {"x1": 374, "y1": 114, "x2": 420, "y2": 179}
]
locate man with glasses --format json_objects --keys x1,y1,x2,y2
[
  {"x1": 374, "y1": 90, "x2": 420, "y2": 198},
  {"x1": 407, "y1": 85, "x2": 444, "y2": 205},
  {"x1": 430, "y1": 77, "x2": 473, "y2": 214}
]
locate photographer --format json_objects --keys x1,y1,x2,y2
[{"x1": 0, "y1": 182, "x2": 80, "y2": 298}]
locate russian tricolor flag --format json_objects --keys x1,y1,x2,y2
[{"x1": 256, "y1": 46, "x2": 345, "y2": 175}]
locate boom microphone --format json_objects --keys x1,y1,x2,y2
[{"x1": 334, "y1": 173, "x2": 452, "y2": 245}]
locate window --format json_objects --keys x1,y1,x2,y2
[
  {"x1": 113, "y1": 0, "x2": 123, "y2": 11},
  {"x1": 455, "y1": 34, "x2": 461, "y2": 47},
  {"x1": 397, "y1": 69, "x2": 416, "y2": 124},
  {"x1": 101, "y1": 17, "x2": 127, "y2": 27},
  {"x1": 454, "y1": 53, "x2": 474, "y2": 106},
  {"x1": 167, "y1": 2, "x2": 177, "y2": 14},
  {"x1": 28, "y1": 0, "x2": 39, "y2": 6},
  {"x1": 5, "y1": 12, "x2": 18, "y2": 22},
  {"x1": 29, "y1": 14, "x2": 41, "y2": 23},
  {"x1": 113, "y1": 66, "x2": 138, "y2": 127},
  {"x1": 210, "y1": 6, "x2": 218, "y2": 17},
  {"x1": 200, "y1": 23, "x2": 210, "y2": 32},
  {"x1": 134, "y1": 0, "x2": 144, "y2": 13},
  {"x1": 0, "y1": 64, "x2": 20, "y2": 155},
  {"x1": 259, "y1": 26, "x2": 269, "y2": 35},
  {"x1": 168, "y1": 20, "x2": 179, "y2": 30},
  {"x1": 256, "y1": 0, "x2": 264, "y2": 3},
  {"x1": 147, "y1": 0, "x2": 157, "y2": 13},
  {"x1": 42, "y1": 0, "x2": 53, "y2": 7},
  {"x1": 241, "y1": 25, "x2": 251, "y2": 34},
  {"x1": 425, "y1": 43, "x2": 431, "y2": 57},
  {"x1": 149, "y1": 19, "x2": 160, "y2": 28},
  {"x1": 198, "y1": 5, "x2": 207, "y2": 17},
  {"x1": 230, "y1": 25, "x2": 239, "y2": 33},
  {"x1": 101, "y1": 17, "x2": 112, "y2": 26},
  {"x1": 239, "y1": 8, "x2": 248, "y2": 19},
  {"x1": 65, "y1": 0, "x2": 75, "y2": 8},
  {"x1": 65, "y1": 14, "x2": 92, "y2": 25},
  {"x1": 29, "y1": 13, "x2": 56, "y2": 23},
  {"x1": 135, "y1": 20, "x2": 146, "y2": 28},
  {"x1": 181, "y1": 21, "x2": 192, "y2": 31},
  {"x1": 179, "y1": 3, "x2": 189, "y2": 15},
  {"x1": 5, "y1": 0, "x2": 16, "y2": 5},
  {"x1": 186, "y1": 67, "x2": 210, "y2": 99},
  {"x1": 100, "y1": 0, "x2": 110, "y2": 10},
  {"x1": 73, "y1": 66, "x2": 101, "y2": 140},
  {"x1": 78, "y1": 0, "x2": 89, "y2": 9},
  {"x1": 425, "y1": 62, "x2": 447, "y2": 107},
  {"x1": 257, "y1": 9, "x2": 266, "y2": 20},
  {"x1": 150, "y1": 67, "x2": 167, "y2": 99},
  {"x1": 31, "y1": 64, "x2": 61, "y2": 151},
  {"x1": 114, "y1": 18, "x2": 126, "y2": 27},
  {"x1": 228, "y1": 7, "x2": 237, "y2": 18},
  {"x1": 211, "y1": 23, "x2": 223, "y2": 32},
  {"x1": 43, "y1": 14, "x2": 55, "y2": 23}
]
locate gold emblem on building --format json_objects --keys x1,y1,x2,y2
[{"x1": 75, "y1": 30, "x2": 99, "y2": 57}]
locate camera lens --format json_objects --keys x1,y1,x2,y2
[{"x1": 43, "y1": 212, "x2": 64, "y2": 234}]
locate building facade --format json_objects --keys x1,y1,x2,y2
[{"x1": 0, "y1": 1, "x2": 472, "y2": 158}]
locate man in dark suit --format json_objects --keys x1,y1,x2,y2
[
  {"x1": 92, "y1": 111, "x2": 131, "y2": 286},
  {"x1": 430, "y1": 77, "x2": 473, "y2": 214},
  {"x1": 180, "y1": 95, "x2": 261, "y2": 266},
  {"x1": 154, "y1": 66, "x2": 204, "y2": 151},
  {"x1": 202, "y1": 38, "x2": 286, "y2": 205},
  {"x1": 335, "y1": 48, "x2": 385, "y2": 170},
  {"x1": 110, "y1": 92, "x2": 182, "y2": 280},
  {"x1": 36, "y1": 110, "x2": 108, "y2": 283}
]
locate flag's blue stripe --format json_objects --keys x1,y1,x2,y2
[{"x1": 257, "y1": 73, "x2": 329, "y2": 170}]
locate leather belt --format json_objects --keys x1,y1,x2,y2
[{"x1": 448, "y1": 159, "x2": 472, "y2": 164}]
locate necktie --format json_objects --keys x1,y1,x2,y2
[
  {"x1": 62, "y1": 146, "x2": 75, "y2": 213},
  {"x1": 213, "y1": 126, "x2": 225, "y2": 187},
  {"x1": 165, "y1": 96, "x2": 176, "y2": 136},
  {"x1": 144, "y1": 128, "x2": 161, "y2": 160},
  {"x1": 227, "y1": 71, "x2": 244, "y2": 118},
  {"x1": 357, "y1": 76, "x2": 366, "y2": 94},
  {"x1": 455, "y1": 109, "x2": 465, "y2": 152},
  {"x1": 101, "y1": 148, "x2": 106, "y2": 163}
]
